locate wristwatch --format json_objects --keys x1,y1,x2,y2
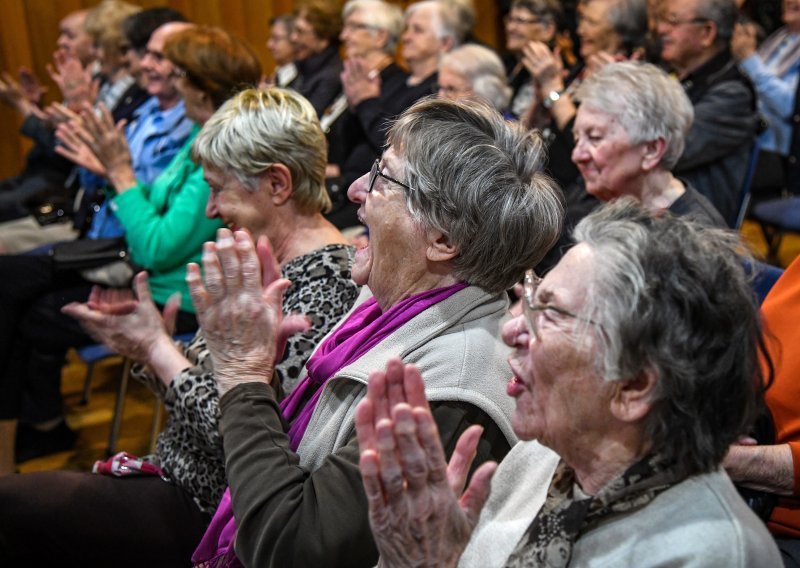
[{"x1": 542, "y1": 89, "x2": 563, "y2": 110}]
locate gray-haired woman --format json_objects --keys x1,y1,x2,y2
[
  {"x1": 438, "y1": 44, "x2": 513, "y2": 113},
  {"x1": 187, "y1": 97, "x2": 564, "y2": 567},
  {"x1": 357, "y1": 198, "x2": 781, "y2": 567}
]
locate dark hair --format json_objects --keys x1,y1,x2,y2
[
  {"x1": 164, "y1": 26, "x2": 262, "y2": 109},
  {"x1": 574, "y1": 198, "x2": 772, "y2": 478},
  {"x1": 296, "y1": 0, "x2": 343, "y2": 44},
  {"x1": 122, "y1": 7, "x2": 187, "y2": 51}
]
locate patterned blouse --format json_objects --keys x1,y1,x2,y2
[{"x1": 131, "y1": 244, "x2": 359, "y2": 513}]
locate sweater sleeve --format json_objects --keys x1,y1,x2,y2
[
  {"x1": 109, "y1": 156, "x2": 220, "y2": 273},
  {"x1": 740, "y1": 55, "x2": 800, "y2": 120},
  {"x1": 220, "y1": 382, "x2": 509, "y2": 568}
]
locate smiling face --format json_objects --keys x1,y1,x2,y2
[
  {"x1": 401, "y1": 5, "x2": 445, "y2": 66},
  {"x1": 504, "y1": 6, "x2": 555, "y2": 53},
  {"x1": 503, "y1": 244, "x2": 612, "y2": 449},
  {"x1": 657, "y1": 0, "x2": 712, "y2": 74},
  {"x1": 785, "y1": 0, "x2": 800, "y2": 31},
  {"x1": 267, "y1": 20, "x2": 296, "y2": 66},
  {"x1": 577, "y1": 1, "x2": 621, "y2": 58},
  {"x1": 571, "y1": 105, "x2": 647, "y2": 201},
  {"x1": 341, "y1": 8, "x2": 384, "y2": 59},
  {"x1": 346, "y1": 147, "x2": 431, "y2": 309},
  {"x1": 140, "y1": 25, "x2": 181, "y2": 105},
  {"x1": 58, "y1": 11, "x2": 94, "y2": 65},
  {"x1": 291, "y1": 12, "x2": 328, "y2": 61},
  {"x1": 204, "y1": 165, "x2": 271, "y2": 237}
]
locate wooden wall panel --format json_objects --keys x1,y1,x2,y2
[{"x1": 0, "y1": 0, "x2": 501, "y2": 180}]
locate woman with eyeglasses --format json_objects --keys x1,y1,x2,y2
[
  {"x1": 356, "y1": 198, "x2": 781, "y2": 567},
  {"x1": 186, "y1": 97, "x2": 564, "y2": 567}
]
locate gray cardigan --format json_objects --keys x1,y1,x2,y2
[{"x1": 460, "y1": 441, "x2": 782, "y2": 567}]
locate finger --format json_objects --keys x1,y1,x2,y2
[
  {"x1": 355, "y1": 397, "x2": 378, "y2": 455},
  {"x1": 256, "y1": 235, "x2": 281, "y2": 287},
  {"x1": 61, "y1": 301, "x2": 105, "y2": 324},
  {"x1": 412, "y1": 406, "x2": 448, "y2": 485},
  {"x1": 201, "y1": 241, "x2": 225, "y2": 302},
  {"x1": 186, "y1": 262, "x2": 211, "y2": 315},
  {"x1": 274, "y1": 314, "x2": 311, "y2": 363},
  {"x1": 366, "y1": 368, "x2": 391, "y2": 423},
  {"x1": 446, "y1": 425, "x2": 483, "y2": 496},
  {"x1": 235, "y1": 230, "x2": 261, "y2": 294},
  {"x1": 402, "y1": 363, "x2": 429, "y2": 410},
  {"x1": 375, "y1": 417, "x2": 405, "y2": 506},
  {"x1": 133, "y1": 271, "x2": 154, "y2": 304},
  {"x1": 391, "y1": 402, "x2": 429, "y2": 490},
  {"x1": 385, "y1": 357, "x2": 408, "y2": 410},
  {"x1": 262, "y1": 277, "x2": 291, "y2": 313},
  {"x1": 215, "y1": 228, "x2": 242, "y2": 293},
  {"x1": 162, "y1": 292, "x2": 182, "y2": 336},
  {"x1": 460, "y1": 461, "x2": 497, "y2": 527}
]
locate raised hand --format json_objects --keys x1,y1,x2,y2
[
  {"x1": 186, "y1": 229, "x2": 294, "y2": 396},
  {"x1": 0, "y1": 71, "x2": 43, "y2": 118},
  {"x1": 47, "y1": 50, "x2": 96, "y2": 110},
  {"x1": 54, "y1": 106, "x2": 107, "y2": 176},
  {"x1": 356, "y1": 359, "x2": 497, "y2": 568},
  {"x1": 342, "y1": 57, "x2": 381, "y2": 108},
  {"x1": 17, "y1": 66, "x2": 47, "y2": 105},
  {"x1": 61, "y1": 272, "x2": 180, "y2": 363},
  {"x1": 521, "y1": 41, "x2": 564, "y2": 94}
]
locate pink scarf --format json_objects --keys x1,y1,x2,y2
[{"x1": 192, "y1": 282, "x2": 468, "y2": 567}]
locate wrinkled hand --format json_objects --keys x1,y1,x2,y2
[
  {"x1": 731, "y1": 22, "x2": 758, "y2": 61},
  {"x1": 77, "y1": 102, "x2": 135, "y2": 190},
  {"x1": 17, "y1": 67, "x2": 47, "y2": 105},
  {"x1": 61, "y1": 272, "x2": 180, "y2": 362},
  {"x1": 342, "y1": 58, "x2": 381, "y2": 108},
  {"x1": 187, "y1": 229, "x2": 298, "y2": 396},
  {"x1": 521, "y1": 41, "x2": 563, "y2": 93},
  {"x1": 356, "y1": 359, "x2": 497, "y2": 568},
  {"x1": 0, "y1": 71, "x2": 42, "y2": 118},
  {"x1": 54, "y1": 107, "x2": 107, "y2": 176},
  {"x1": 47, "y1": 50, "x2": 97, "y2": 110}
]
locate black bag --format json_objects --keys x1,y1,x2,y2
[{"x1": 50, "y1": 237, "x2": 128, "y2": 271}]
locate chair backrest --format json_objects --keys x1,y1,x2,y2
[
  {"x1": 732, "y1": 143, "x2": 760, "y2": 229},
  {"x1": 746, "y1": 259, "x2": 784, "y2": 304}
]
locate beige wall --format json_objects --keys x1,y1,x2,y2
[{"x1": 0, "y1": 0, "x2": 499, "y2": 180}]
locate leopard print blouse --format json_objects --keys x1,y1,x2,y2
[{"x1": 131, "y1": 244, "x2": 359, "y2": 513}]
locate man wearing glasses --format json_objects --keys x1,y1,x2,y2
[{"x1": 658, "y1": 0, "x2": 759, "y2": 226}]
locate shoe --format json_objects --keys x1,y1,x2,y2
[{"x1": 15, "y1": 421, "x2": 77, "y2": 463}]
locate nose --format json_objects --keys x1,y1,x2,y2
[
  {"x1": 571, "y1": 138, "x2": 588, "y2": 165},
  {"x1": 347, "y1": 172, "x2": 369, "y2": 204},
  {"x1": 502, "y1": 314, "x2": 532, "y2": 350}
]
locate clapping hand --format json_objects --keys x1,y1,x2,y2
[{"x1": 356, "y1": 359, "x2": 497, "y2": 568}]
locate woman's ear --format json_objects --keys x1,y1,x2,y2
[
  {"x1": 425, "y1": 228, "x2": 458, "y2": 262},
  {"x1": 610, "y1": 366, "x2": 658, "y2": 423},
  {"x1": 263, "y1": 164, "x2": 293, "y2": 206},
  {"x1": 641, "y1": 138, "x2": 668, "y2": 172}
]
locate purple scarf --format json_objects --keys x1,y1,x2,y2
[{"x1": 192, "y1": 282, "x2": 468, "y2": 567}]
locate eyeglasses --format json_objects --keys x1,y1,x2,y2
[
  {"x1": 368, "y1": 159, "x2": 415, "y2": 193},
  {"x1": 504, "y1": 15, "x2": 543, "y2": 26},
  {"x1": 522, "y1": 269, "x2": 598, "y2": 341},
  {"x1": 343, "y1": 21, "x2": 377, "y2": 32},
  {"x1": 172, "y1": 66, "x2": 187, "y2": 79},
  {"x1": 436, "y1": 83, "x2": 470, "y2": 97},
  {"x1": 657, "y1": 15, "x2": 710, "y2": 27}
]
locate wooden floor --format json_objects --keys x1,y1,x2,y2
[{"x1": 19, "y1": 220, "x2": 800, "y2": 474}]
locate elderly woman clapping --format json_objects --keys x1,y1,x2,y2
[
  {"x1": 357, "y1": 198, "x2": 782, "y2": 567},
  {"x1": 187, "y1": 98, "x2": 564, "y2": 567}
]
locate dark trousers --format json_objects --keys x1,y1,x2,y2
[
  {"x1": 0, "y1": 253, "x2": 197, "y2": 422},
  {"x1": 0, "y1": 471, "x2": 210, "y2": 566}
]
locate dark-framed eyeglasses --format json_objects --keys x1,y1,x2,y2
[
  {"x1": 522, "y1": 269, "x2": 599, "y2": 341},
  {"x1": 657, "y1": 15, "x2": 710, "y2": 27},
  {"x1": 367, "y1": 159, "x2": 416, "y2": 194}
]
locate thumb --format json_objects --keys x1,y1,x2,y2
[
  {"x1": 162, "y1": 292, "x2": 182, "y2": 336},
  {"x1": 460, "y1": 461, "x2": 497, "y2": 528}
]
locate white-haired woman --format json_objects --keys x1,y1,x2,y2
[
  {"x1": 438, "y1": 44, "x2": 513, "y2": 115},
  {"x1": 327, "y1": 0, "x2": 432, "y2": 228},
  {"x1": 0, "y1": 87, "x2": 360, "y2": 565},
  {"x1": 187, "y1": 97, "x2": 563, "y2": 567},
  {"x1": 357, "y1": 199, "x2": 781, "y2": 567}
]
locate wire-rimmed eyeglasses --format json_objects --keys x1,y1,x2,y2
[
  {"x1": 367, "y1": 159, "x2": 416, "y2": 193},
  {"x1": 522, "y1": 269, "x2": 599, "y2": 340}
]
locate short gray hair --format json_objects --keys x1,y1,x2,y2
[
  {"x1": 695, "y1": 0, "x2": 738, "y2": 44},
  {"x1": 406, "y1": 1, "x2": 463, "y2": 47},
  {"x1": 604, "y1": 0, "x2": 648, "y2": 54},
  {"x1": 388, "y1": 98, "x2": 564, "y2": 294},
  {"x1": 343, "y1": 0, "x2": 404, "y2": 53},
  {"x1": 573, "y1": 197, "x2": 767, "y2": 478},
  {"x1": 510, "y1": 0, "x2": 561, "y2": 25},
  {"x1": 575, "y1": 61, "x2": 694, "y2": 171},
  {"x1": 440, "y1": 44, "x2": 512, "y2": 111},
  {"x1": 440, "y1": 0, "x2": 476, "y2": 42},
  {"x1": 192, "y1": 87, "x2": 331, "y2": 215}
]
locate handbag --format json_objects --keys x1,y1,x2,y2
[{"x1": 50, "y1": 237, "x2": 135, "y2": 287}]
